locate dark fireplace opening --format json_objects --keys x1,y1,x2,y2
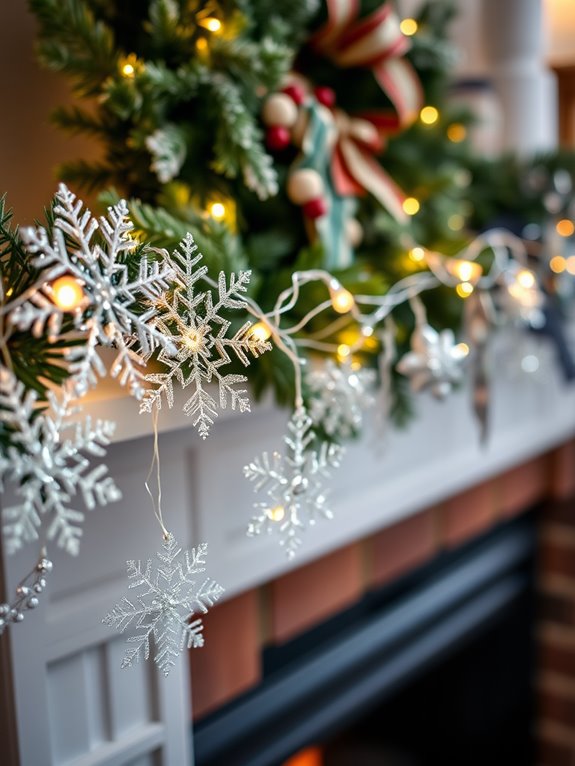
[{"x1": 194, "y1": 512, "x2": 538, "y2": 766}]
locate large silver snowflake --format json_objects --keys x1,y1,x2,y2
[
  {"x1": 140, "y1": 233, "x2": 271, "y2": 438},
  {"x1": 103, "y1": 533, "x2": 224, "y2": 677},
  {"x1": 396, "y1": 324, "x2": 468, "y2": 399},
  {"x1": 245, "y1": 407, "x2": 343, "y2": 558},
  {"x1": 11, "y1": 184, "x2": 176, "y2": 399},
  {"x1": 0, "y1": 368, "x2": 121, "y2": 555},
  {"x1": 306, "y1": 360, "x2": 376, "y2": 441}
]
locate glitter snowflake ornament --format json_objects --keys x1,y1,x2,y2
[
  {"x1": 0, "y1": 551, "x2": 53, "y2": 634},
  {"x1": 396, "y1": 324, "x2": 468, "y2": 399},
  {"x1": 245, "y1": 407, "x2": 343, "y2": 558},
  {"x1": 0, "y1": 369, "x2": 121, "y2": 555},
  {"x1": 140, "y1": 233, "x2": 271, "y2": 438},
  {"x1": 306, "y1": 360, "x2": 376, "y2": 440},
  {"x1": 11, "y1": 184, "x2": 176, "y2": 399},
  {"x1": 103, "y1": 533, "x2": 224, "y2": 677}
]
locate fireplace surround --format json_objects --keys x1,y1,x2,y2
[{"x1": 194, "y1": 513, "x2": 537, "y2": 766}]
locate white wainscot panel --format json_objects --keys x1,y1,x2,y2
[{"x1": 3, "y1": 431, "x2": 195, "y2": 765}]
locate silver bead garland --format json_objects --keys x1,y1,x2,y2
[{"x1": 0, "y1": 551, "x2": 53, "y2": 635}]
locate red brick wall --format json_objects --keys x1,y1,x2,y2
[
  {"x1": 190, "y1": 439, "x2": 575, "y2": 733},
  {"x1": 537, "y1": 440, "x2": 575, "y2": 765}
]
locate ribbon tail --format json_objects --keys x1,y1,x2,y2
[
  {"x1": 339, "y1": 138, "x2": 407, "y2": 222},
  {"x1": 374, "y1": 58, "x2": 424, "y2": 127}
]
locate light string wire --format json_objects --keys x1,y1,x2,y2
[{"x1": 199, "y1": 227, "x2": 541, "y2": 415}]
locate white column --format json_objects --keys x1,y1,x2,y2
[{"x1": 481, "y1": 0, "x2": 558, "y2": 154}]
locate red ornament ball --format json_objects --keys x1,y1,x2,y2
[
  {"x1": 303, "y1": 197, "x2": 328, "y2": 219},
  {"x1": 283, "y1": 83, "x2": 306, "y2": 106},
  {"x1": 314, "y1": 86, "x2": 336, "y2": 108},
  {"x1": 266, "y1": 125, "x2": 291, "y2": 151}
]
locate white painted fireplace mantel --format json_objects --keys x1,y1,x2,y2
[{"x1": 3, "y1": 330, "x2": 575, "y2": 766}]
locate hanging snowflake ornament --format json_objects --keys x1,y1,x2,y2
[
  {"x1": 396, "y1": 324, "x2": 468, "y2": 399},
  {"x1": 0, "y1": 550, "x2": 53, "y2": 635},
  {"x1": 0, "y1": 368, "x2": 121, "y2": 555},
  {"x1": 306, "y1": 360, "x2": 376, "y2": 440},
  {"x1": 140, "y1": 233, "x2": 271, "y2": 438},
  {"x1": 103, "y1": 532, "x2": 224, "y2": 677},
  {"x1": 11, "y1": 184, "x2": 176, "y2": 399},
  {"x1": 245, "y1": 407, "x2": 343, "y2": 558},
  {"x1": 501, "y1": 264, "x2": 545, "y2": 329}
]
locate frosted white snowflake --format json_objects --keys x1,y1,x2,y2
[
  {"x1": 0, "y1": 368, "x2": 121, "y2": 555},
  {"x1": 396, "y1": 324, "x2": 468, "y2": 399},
  {"x1": 103, "y1": 533, "x2": 224, "y2": 677},
  {"x1": 11, "y1": 184, "x2": 176, "y2": 399},
  {"x1": 306, "y1": 360, "x2": 376, "y2": 440},
  {"x1": 140, "y1": 233, "x2": 271, "y2": 438},
  {"x1": 245, "y1": 407, "x2": 343, "y2": 558}
]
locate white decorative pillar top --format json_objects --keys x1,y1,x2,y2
[{"x1": 481, "y1": 0, "x2": 558, "y2": 154}]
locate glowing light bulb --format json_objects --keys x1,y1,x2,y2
[
  {"x1": 330, "y1": 285, "x2": 355, "y2": 314},
  {"x1": 567, "y1": 256, "x2": 575, "y2": 275},
  {"x1": 550, "y1": 255, "x2": 566, "y2": 273},
  {"x1": 208, "y1": 201, "x2": 226, "y2": 221},
  {"x1": 420, "y1": 106, "x2": 439, "y2": 125},
  {"x1": 517, "y1": 269, "x2": 536, "y2": 289},
  {"x1": 447, "y1": 214, "x2": 464, "y2": 231},
  {"x1": 267, "y1": 505, "x2": 285, "y2": 522},
  {"x1": 250, "y1": 321, "x2": 272, "y2": 342},
  {"x1": 337, "y1": 343, "x2": 351, "y2": 361},
  {"x1": 403, "y1": 197, "x2": 420, "y2": 216},
  {"x1": 120, "y1": 59, "x2": 136, "y2": 78},
  {"x1": 556, "y1": 219, "x2": 575, "y2": 237},
  {"x1": 446, "y1": 258, "x2": 482, "y2": 284},
  {"x1": 400, "y1": 18, "x2": 418, "y2": 36},
  {"x1": 182, "y1": 329, "x2": 203, "y2": 353},
  {"x1": 456, "y1": 282, "x2": 474, "y2": 298},
  {"x1": 409, "y1": 246, "x2": 425, "y2": 262},
  {"x1": 447, "y1": 123, "x2": 467, "y2": 142},
  {"x1": 456, "y1": 342, "x2": 470, "y2": 357},
  {"x1": 199, "y1": 16, "x2": 222, "y2": 32},
  {"x1": 51, "y1": 276, "x2": 85, "y2": 311}
]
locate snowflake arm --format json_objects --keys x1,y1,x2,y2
[{"x1": 103, "y1": 533, "x2": 224, "y2": 676}]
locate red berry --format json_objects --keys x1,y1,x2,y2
[
  {"x1": 302, "y1": 197, "x2": 328, "y2": 219},
  {"x1": 314, "y1": 86, "x2": 336, "y2": 108},
  {"x1": 266, "y1": 125, "x2": 291, "y2": 151},
  {"x1": 283, "y1": 83, "x2": 306, "y2": 106}
]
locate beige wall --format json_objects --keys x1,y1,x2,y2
[{"x1": 0, "y1": 3, "x2": 95, "y2": 223}]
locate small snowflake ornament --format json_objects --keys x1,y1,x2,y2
[
  {"x1": 396, "y1": 324, "x2": 468, "y2": 399},
  {"x1": 0, "y1": 368, "x2": 121, "y2": 555},
  {"x1": 103, "y1": 533, "x2": 224, "y2": 677},
  {"x1": 306, "y1": 360, "x2": 376, "y2": 440},
  {"x1": 245, "y1": 407, "x2": 343, "y2": 558},
  {"x1": 140, "y1": 233, "x2": 271, "y2": 438},
  {"x1": 502, "y1": 264, "x2": 545, "y2": 328},
  {"x1": 11, "y1": 184, "x2": 176, "y2": 399},
  {"x1": 0, "y1": 551, "x2": 53, "y2": 635}
]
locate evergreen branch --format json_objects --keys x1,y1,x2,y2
[{"x1": 30, "y1": 0, "x2": 117, "y2": 95}]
